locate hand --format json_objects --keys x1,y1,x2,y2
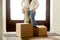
[
  {"x1": 32, "y1": 9, "x2": 35, "y2": 13},
  {"x1": 22, "y1": 9, "x2": 25, "y2": 13}
]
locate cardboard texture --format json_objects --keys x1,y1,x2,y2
[
  {"x1": 33, "y1": 25, "x2": 47, "y2": 36},
  {"x1": 16, "y1": 23, "x2": 33, "y2": 37}
]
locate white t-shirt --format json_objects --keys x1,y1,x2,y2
[{"x1": 22, "y1": 0, "x2": 39, "y2": 10}]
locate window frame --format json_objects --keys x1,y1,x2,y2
[{"x1": 6, "y1": 0, "x2": 50, "y2": 32}]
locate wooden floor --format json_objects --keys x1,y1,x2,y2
[{"x1": 3, "y1": 32, "x2": 60, "y2": 40}]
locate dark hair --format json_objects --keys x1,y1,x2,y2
[{"x1": 29, "y1": 0, "x2": 32, "y2": 4}]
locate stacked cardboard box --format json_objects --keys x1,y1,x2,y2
[
  {"x1": 16, "y1": 23, "x2": 33, "y2": 37},
  {"x1": 33, "y1": 25, "x2": 47, "y2": 36}
]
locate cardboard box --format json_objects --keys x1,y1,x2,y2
[
  {"x1": 33, "y1": 25, "x2": 47, "y2": 36},
  {"x1": 16, "y1": 23, "x2": 33, "y2": 37}
]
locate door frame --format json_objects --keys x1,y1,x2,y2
[{"x1": 6, "y1": 0, "x2": 50, "y2": 32}]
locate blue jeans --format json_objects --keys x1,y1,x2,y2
[{"x1": 28, "y1": 10, "x2": 38, "y2": 27}]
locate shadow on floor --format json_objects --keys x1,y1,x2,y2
[
  {"x1": 21, "y1": 36, "x2": 60, "y2": 40},
  {"x1": 22, "y1": 38, "x2": 30, "y2": 40},
  {"x1": 47, "y1": 33, "x2": 60, "y2": 36},
  {"x1": 4, "y1": 33, "x2": 60, "y2": 40},
  {"x1": 4, "y1": 33, "x2": 60, "y2": 37}
]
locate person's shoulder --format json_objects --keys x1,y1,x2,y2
[
  {"x1": 33, "y1": 0, "x2": 37, "y2": 2},
  {"x1": 23, "y1": 0, "x2": 25, "y2": 2}
]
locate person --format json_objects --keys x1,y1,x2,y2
[
  {"x1": 21, "y1": 0, "x2": 30, "y2": 23},
  {"x1": 29, "y1": 0, "x2": 39, "y2": 28},
  {"x1": 22, "y1": 0, "x2": 39, "y2": 28}
]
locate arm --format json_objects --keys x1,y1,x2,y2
[
  {"x1": 33, "y1": 0, "x2": 39, "y2": 10},
  {"x1": 21, "y1": 0, "x2": 25, "y2": 13}
]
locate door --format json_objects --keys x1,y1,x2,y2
[{"x1": 6, "y1": 0, "x2": 50, "y2": 32}]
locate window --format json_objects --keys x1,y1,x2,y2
[
  {"x1": 10, "y1": 0, "x2": 46, "y2": 20},
  {"x1": 6, "y1": 0, "x2": 50, "y2": 32}
]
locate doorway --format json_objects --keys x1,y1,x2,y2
[{"x1": 6, "y1": 0, "x2": 50, "y2": 32}]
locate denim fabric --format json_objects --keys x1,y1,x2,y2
[{"x1": 28, "y1": 10, "x2": 38, "y2": 27}]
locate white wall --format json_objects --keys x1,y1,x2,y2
[
  {"x1": 3, "y1": 0, "x2": 6, "y2": 33},
  {"x1": 50, "y1": 0, "x2": 60, "y2": 34},
  {"x1": 0, "y1": 0, "x2": 3, "y2": 40}
]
